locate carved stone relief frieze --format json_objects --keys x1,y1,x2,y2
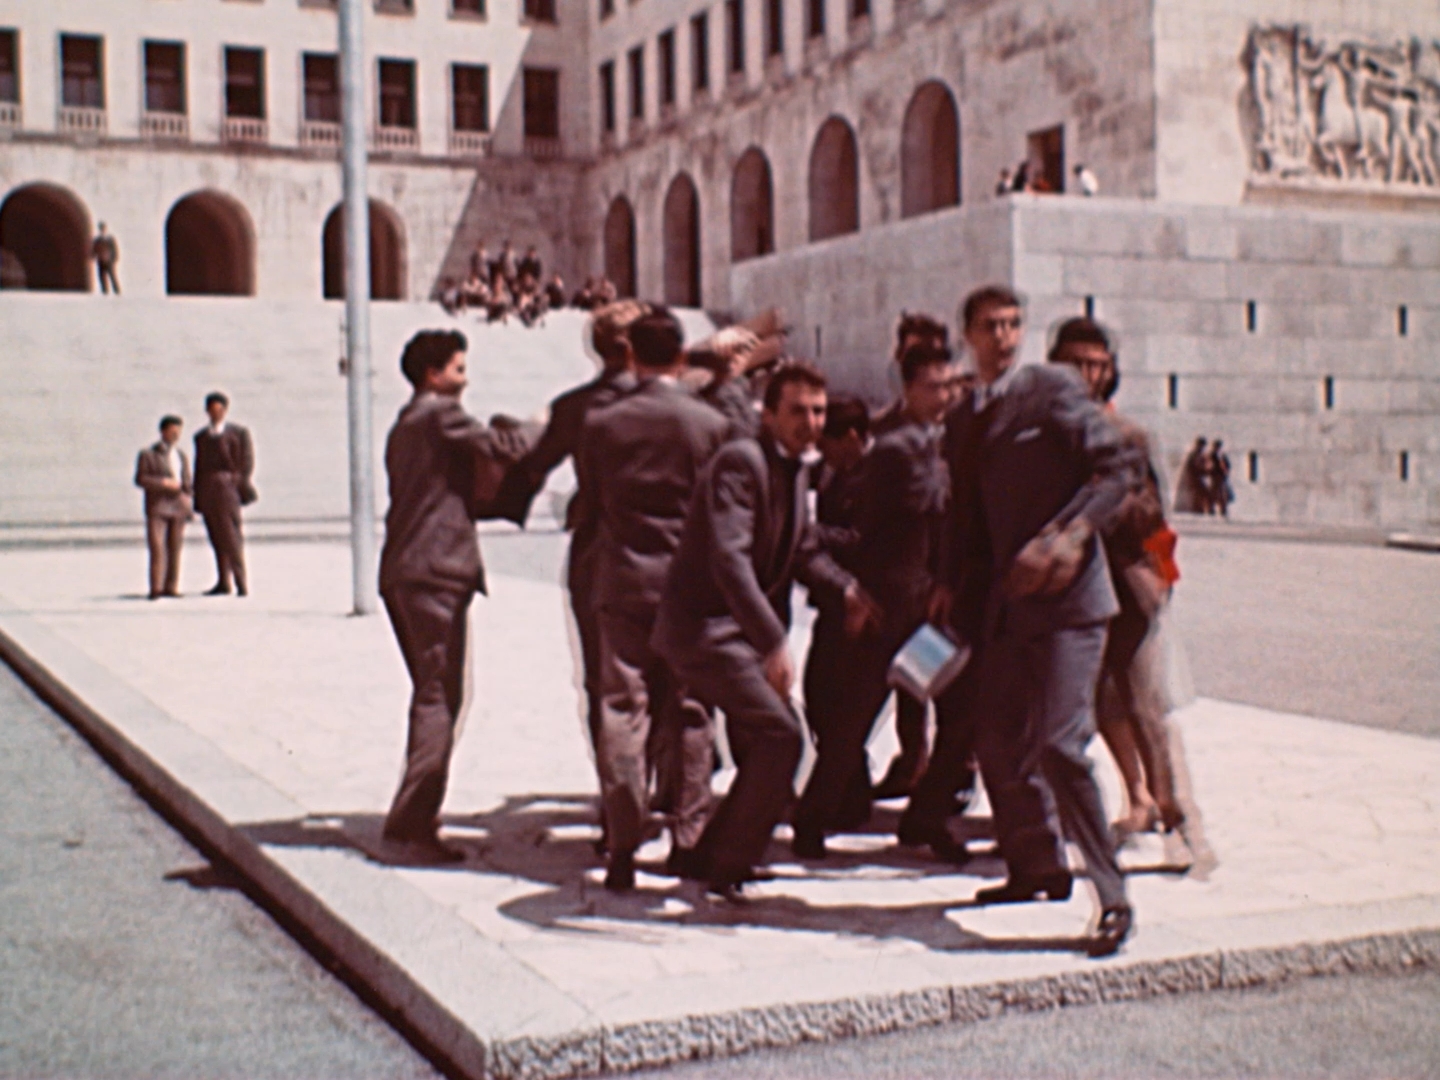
[{"x1": 1244, "y1": 25, "x2": 1440, "y2": 188}]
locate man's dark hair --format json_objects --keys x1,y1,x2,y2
[
  {"x1": 894, "y1": 311, "x2": 948, "y2": 360},
  {"x1": 961, "y1": 285, "x2": 1024, "y2": 329},
  {"x1": 159, "y1": 414, "x2": 182, "y2": 432},
  {"x1": 204, "y1": 391, "x2": 229, "y2": 410},
  {"x1": 899, "y1": 342, "x2": 953, "y2": 385},
  {"x1": 628, "y1": 306, "x2": 684, "y2": 370},
  {"x1": 400, "y1": 329, "x2": 468, "y2": 388},
  {"x1": 763, "y1": 361, "x2": 827, "y2": 411},
  {"x1": 822, "y1": 395, "x2": 869, "y2": 441},
  {"x1": 1048, "y1": 316, "x2": 1119, "y2": 401}
]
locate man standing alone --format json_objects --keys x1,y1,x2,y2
[
  {"x1": 92, "y1": 222, "x2": 120, "y2": 295},
  {"x1": 193, "y1": 392, "x2": 255, "y2": 596},
  {"x1": 134, "y1": 415, "x2": 192, "y2": 599},
  {"x1": 378, "y1": 330, "x2": 507, "y2": 863}
]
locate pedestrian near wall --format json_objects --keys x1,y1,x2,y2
[
  {"x1": 192, "y1": 392, "x2": 255, "y2": 597},
  {"x1": 134, "y1": 414, "x2": 192, "y2": 599},
  {"x1": 92, "y1": 222, "x2": 120, "y2": 295}
]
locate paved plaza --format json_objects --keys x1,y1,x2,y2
[{"x1": 0, "y1": 531, "x2": 1437, "y2": 1078}]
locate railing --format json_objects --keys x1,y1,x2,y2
[
  {"x1": 141, "y1": 112, "x2": 189, "y2": 141},
  {"x1": 57, "y1": 105, "x2": 106, "y2": 136},
  {"x1": 448, "y1": 130, "x2": 491, "y2": 157},
  {"x1": 222, "y1": 116, "x2": 268, "y2": 145},
  {"x1": 524, "y1": 134, "x2": 562, "y2": 159},
  {"x1": 299, "y1": 119, "x2": 342, "y2": 148},
  {"x1": 0, "y1": 102, "x2": 20, "y2": 130},
  {"x1": 373, "y1": 125, "x2": 418, "y2": 152}
]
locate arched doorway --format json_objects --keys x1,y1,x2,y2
[
  {"x1": 808, "y1": 116, "x2": 859, "y2": 242},
  {"x1": 662, "y1": 173, "x2": 700, "y2": 308},
  {"x1": 0, "y1": 183, "x2": 92, "y2": 290},
  {"x1": 901, "y1": 81, "x2": 961, "y2": 218},
  {"x1": 730, "y1": 147, "x2": 774, "y2": 262},
  {"x1": 322, "y1": 200, "x2": 407, "y2": 301},
  {"x1": 165, "y1": 191, "x2": 255, "y2": 295},
  {"x1": 602, "y1": 196, "x2": 636, "y2": 298}
]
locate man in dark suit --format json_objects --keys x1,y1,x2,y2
[
  {"x1": 134, "y1": 415, "x2": 193, "y2": 599},
  {"x1": 869, "y1": 312, "x2": 951, "y2": 799},
  {"x1": 492, "y1": 301, "x2": 644, "y2": 758},
  {"x1": 653, "y1": 364, "x2": 876, "y2": 899},
  {"x1": 192, "y1": 392, "x2": 255, "y2": 597},
  {"x1": 793, "y1": 344, "x2": 958, "y2": 860},
  {"x1": 378, "y1": 329, "x2": 509, "y2": 863},
  {"x1": 939, "y1": 285, "x2": 1143, "y2": 956},
  {"x1": 577, "y1": 307, "x2": 731, "y2": 890}
]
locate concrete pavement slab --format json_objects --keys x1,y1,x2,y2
[{"x1": 1, "y1": 539, "x2": 1438, "y2": 1078}]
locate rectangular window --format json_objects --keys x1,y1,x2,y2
[
  {"x1": 143, "y1": 41, "x2": 185, "y2": 114},
  {"x1": 627, "y1": 45, "x2": 644, "y2": 121},
  {"x1": 224, "y1": 47, "x2": 264, "y2": 119},
  {"x1": 766, "y1": 0, "x2": 783, "y2": 56},
  {"x1": 60, "y1": 34, "x2": 104, "y2": 109},
  {"x1": 658, "y1": 30, "x2": 675, "y2": 107},
  {"x1": 0, "y1": 30, "x2": 18, "y2": 104},
  {"x1": 726, "y1": 0, "x2": 745, "y2": 75},
  {"x1": 523, "y1": 66, "x2": 559, "y2": 137},
  {"x1": 850, "y1": 0, "x2": 869, "y2": 17},
  {"x1": 451, "y1": 63, "x2": 488, "y2": 131},
  {"x1": 598, "y1": 60, "x2": 615, "y2": 133},
  {"x1": 691, "y1": 11, "x2": 710, "y2": 91},
  {"x1": 1027, "y1": 124, "x2": 1065, "y2": 193},
  {"x1": 377, "y1": 58, "x2": 415, "y2": 128},
  {"x1": 806, "y1": 0, "x2": 825, "y2": 38},
  {"x1": 374, "y1": 0, "x2": 414, "y2": 12},
  {"x1": 302, "y1": 52, "x2": 339, "y2": 123},
  {"x1": 451, "y1": 0, "x2": 485, "y2": 15},
  {"x1": 599, "y1": 0, "x2": 615, "y2": 17},
  {"x1": 522, "y1": 0, "x2": 557, "y2": 23}
]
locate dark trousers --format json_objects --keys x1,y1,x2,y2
[
  {"x1": 794, "y1": 613, "x2": 890, "y2": 836},
  {"x1": 974, "y1": 621, "x2": 1127, "y2": 909},
  {"x1": 891, "y1": 690, "x2": 928, "y2": 775},
  {"x1": 595, "y1": 607, "x2": 713, "y2": 856},
  {"x1": 674, "y1": 632, "x2": 803, "y2": 885},
  {"x1": 145, "y1": 514, "x2": 186, "y2": 597},
  {"x1": 200, "y1": 497, "x2": 246, "y2": 593},
  {"x1": 567, "y1": 539, "x2": 604, "y2": 751},
  {"x1": 98, "y1": 263, "x2": 120, "y2": 294},
  {"x1": 900, "y1": 664, "x2": 979, "y2": 833},
  {"x1": 382, "y1": 584, "x2": 472, "y2": 841}
]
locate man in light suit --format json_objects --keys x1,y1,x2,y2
[
  {"x1": 378, "y1": 329, "x2": 510, "y2": 864},
  {"x1": 938, "y1": 285, "x2": 1144, "y2": 956},
  {"x1": 192, "y1": 392, "x2": 255, "y2": 597},
  {"x1": 578, "y1": 306, "x2": 731, "y2": 891},
  {"x1": 653, "y1": 364, "x2": 876, "y2": 899},
  {"x1": 134, "y1": 415, "x2": 193, "y2": 599}
]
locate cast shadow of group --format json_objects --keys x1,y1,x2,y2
[{"x1": 242, "y1": 792, "x2": 1188, "y2": 958}]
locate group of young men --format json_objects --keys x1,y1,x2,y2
[{"x1": 376, "y1": 283, "x2": 1188, "y2": 959}]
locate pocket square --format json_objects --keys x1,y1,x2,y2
[{"x1": 1013, "y1": 426, "x2": 1042, "y2": 443}]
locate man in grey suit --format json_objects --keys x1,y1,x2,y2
[
  {"x1": 653, "y1": 364, "x2": 876, "y2": 899},
  {"x1": 378, "y1": 329, "x2": 509, "y2": 864},
  {"x1": 134, "y1": 415, "x2": 193, "y2": 599},
  {"x1": 578, "y1": 306, "x2": 731, "y2": 891},
  {"x1": 192, "y1": 392, "x2": 256, "y2": 597},
  {"x1": 939, "y1": 285, "x2": 1144, "y2": 956}
]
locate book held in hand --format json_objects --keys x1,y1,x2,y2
[{"x1": 888, "y1": 623, "x2": 972, "y2": 701}]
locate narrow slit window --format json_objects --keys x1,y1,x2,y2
[
  {"x1": 1323, "y1": 375, "x2": 1335, "y2": 410},
  {"x1": 1248, "y1": 451, "x2": 1259, "y2": 483},
  {"x1": 1083, "y1": 295, "x2": 1095, "y2": 319},
  {"x1": 1400, "y1": 451, "x2": 1410, "y2": 482},
  {"x1": 1246, "y1": 300, "x2": 1257, "y2": 333},
  {"x1": 1398, "y1": 305, "x2": 1409, "y2": 337},
  {"x1": 1167, "y1": 373, "x2": 1178, "y2": 410}
]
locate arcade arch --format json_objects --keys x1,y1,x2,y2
[
  {"x1": 901, "y1": 81, "x2": 961, "y2": 218},
  {"x1": 808, "y1": 117, "x2": 859, "y2": 242},
  {"x1": 166, "y1": 190, "x2": 256, "y2": 295},
  {"x1": 322, "y1": 200, "x2": 407, "y2": 301},
  {"x1": 0, "y1": 183, "x2": 92, "y2": 290},
  {"x1": 602, "y1": 195, "x2": 637, "y2": 298},
  {"x1": 662, "y1": 173, "x2": 700, "y2": 308},
  {"x1": 730, "y1": 147, "x2": 774, "y2": 262}
]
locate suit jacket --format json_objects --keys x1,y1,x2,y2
[
  {"x1": 192, "y1": 423, "x2": 254, "y2": 515},
  {"x1": 943, "y1": 363, "x2": 1143, "y2": 639},
  {"x1": 379, "y1": 393, "x2": 504, "y2": 596},
  {"x1": 491, "y1": 367, "x2": 634, "y2": 528},
  {"x1": 654, "y1": 433, "x2": 854, "y2": 664},
  {"x1": 579, "y1": 376, "x2": 731, "y2": 615},
  {"x1": 134, "y1": 441, "x2": 193, "y2": 520},
  {"x1": 701, "y1": 376, "x2": 761, "y2": 440}
]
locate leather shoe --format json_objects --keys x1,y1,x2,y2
[
  {"x1": 204, "y1": 583, "x2": 231, "y2": 596},
  {"x1": 1087, "y1": 904, "x2": 1134, "y2": 957},
  {"x1": 381, "y1": 833, "x2": 466, "y2": 865},
  {"x1": 791, "y1": 828, "x2": 828, "y2": 860},
  {"x1": 974, "y1": 870, "x2": 1073, "y2": 905},
  {"x1": 706, "y1": 879, "x2": 747, "y2": 904},
  {"x1": 604, "y1": 852, "x2": 636, "y2": 892},
  {"x1": 897, "y1": 822, "x2": 971, "y2": 866},
  {"x1": 664, "y1": 845, "x2": 706, "y2": 880}
]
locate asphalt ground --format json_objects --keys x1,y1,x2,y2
[{"x1": 0, "y1": 662, "x2": 440, "y2": 1080}]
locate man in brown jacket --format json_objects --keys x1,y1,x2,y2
[
  {"x1": 134, "y1": 415, "x2": 193, "y2": 599},
  {"x1": 378, "y1": 329, "x2": 508, "y2": 864}
]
